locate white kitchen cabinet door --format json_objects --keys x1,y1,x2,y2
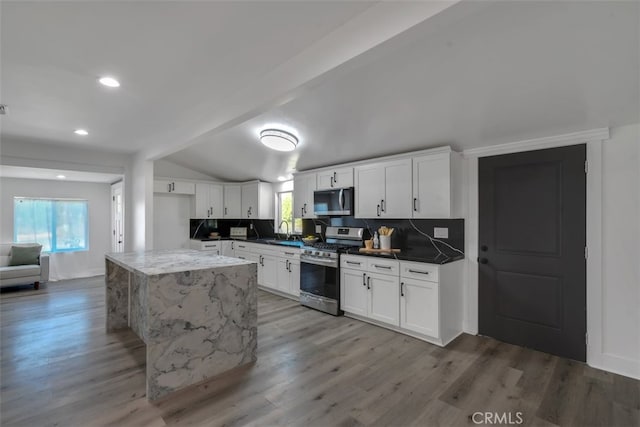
[
  {"x1": 381, "y1": 158, "x2": 412, "y2": 218},
  {"x1": 155, "y1": 180, "x2": 195, "y2": 195},
  {"x1": 223, "y1": 185, "x2": 242, "y2": 218},
  {"x1": 260, "y1": 254, "x2": 278, "y2": 290},
  {"x1": 194, "y1": 183, "x2": 223, "y2": 218},
  {"x1": 367, "y1": 272, "x2": 400, "y2": 326},
  {"x1": 288, "y1": 259, "x2": 300, "y2": 296},
  {"x1": 316, "y1": 167, "x2": 353, "y2": 190},
  {"x1": 276, "y1": 259, "x2": 291, "y2": 294},
  {"x1": 354, "y1": 164, "x2": 384, "y2": 218},
  {"x1": 241, "y1": 182, "x2": 258, "y2": 218},
  {"x1": 400, "y1": 278, "x2": 439, "y2": 338},
  {"x1": 340, "y1": 269, "x2": 368, "y2": 316},
  {"x1": 194, "y1": 183, "x2": 211, "y2": 217},
  {"x1": 220, "y1": 241, "x2": 235, "y2": 257},
  {"x1": 413, "y1": 153, "x2": 450, "y2": 218},
  {"x1": 293, "y1": 173, "x2": 316, "y2": 218}
]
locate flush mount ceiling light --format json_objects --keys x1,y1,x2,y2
[
  {"x1": 259, "y1": 129, "x2": 298, "y2": 152},
  {"x1": 74, "y1": 129, "x2": 89, "y2": 136},
  {"x1": 56, "y1": 174, "x2": 66, "y2": 179},
  {"x1": 277, "y1": 174, "x2": 293, "y2": 181},
  {"x1": 98, "y1": 76, "x2": 120, "y2": 88}
]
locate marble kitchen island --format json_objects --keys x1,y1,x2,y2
[{"x1": 105, "y1": 249, "x2": 257, "y2": 401}]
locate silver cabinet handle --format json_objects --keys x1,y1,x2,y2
[
  {"x1": 339, "y1": 188, "x2": 344, "y2": 210},
  {"x1": 400, "y1": 282, "x2": 405, "y2": 297},
  {"x1": 408, "y1": 269, "x2": 429, "y2": 275},
  {"x1": 374, "y1": 264, "x2": 392, "y2": 269}
]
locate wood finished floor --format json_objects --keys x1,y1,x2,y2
[{"x1": 1, "y1": 277, "x2": 638, "y2": 427}]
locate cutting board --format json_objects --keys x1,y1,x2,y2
[{"x1": 359, "y1": 248, "x2": 401, "y2": 254}]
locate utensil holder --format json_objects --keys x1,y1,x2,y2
[{"x1": 379, "y1": 235, "x2": 391, "y2": 250}]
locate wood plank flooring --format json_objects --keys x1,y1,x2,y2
[{"x1": 1, "y1": 277, "x2": 638, "y2": 426}]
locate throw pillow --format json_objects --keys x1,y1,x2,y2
[{"x1": 9, "y1": 244, "x2": 43, "y2": 266}]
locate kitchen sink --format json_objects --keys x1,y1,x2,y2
[{"x1": 255, "y1": 239, "x2": 304, "y2": 248}]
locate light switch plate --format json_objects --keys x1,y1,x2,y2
[
  {"x1": 315, "y1": 225, "x2": 322, "y2": 233},
  {"x1": 434, "y1": 227, "x2": 449, "y2": 239}
]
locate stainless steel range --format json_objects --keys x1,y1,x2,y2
[{"x1": 299, "y1": 226, "x2": 364, "y2": 315}]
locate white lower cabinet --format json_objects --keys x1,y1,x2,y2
[
  {"x1": 340, "y1": 255, "x2": 463, "y2": 347},
  {"x1": 277, "y1": 258, "x2": 300, "y2": 296},
  {"x1": 367, "y1": 272, "x2": 400, "y2": 325},
  {"x1": 259, "y1": 253, "x2": 278, "y2": 290},
  {"x1": 221, "y1": 241, "x2": 236, "y2": 257},
  {"x1": 341, "y1": 269, "x2": 368, "y2": 316},
  {"x1": 341, "y1": 256, "x2": 399, "y2": 325},
  {"x1": 400, "y1": 277, "x2": 439, "y2": 338},
  {"x1": 189, "y1": 239, "x2": 220, "y2": 254}
]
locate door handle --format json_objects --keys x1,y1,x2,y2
[
  {"x1": 367, "y1": 276, "x2": 371, "y2": 290},
  {"x1": 172, "y1": 182, "x2": 175, "y2": 192},
  {"x1": 400, "y1": 282, "x2": 405, "y2": 297},
  {"x1": 380, "y1": 199, "x2": 385, "y2": 212},
  {"x1": 286, "y1": 260, "x2": 289, "y2": 271},
  {"x1": 333, "y1": 171, "x2": 337, "y2": 183},
  {"x1": 301, "y1": 207, "x2": 305, "y2": 217},
  {"x1": 362, "y1": 273, "x2": 367, "y2": 287},
  {"x1": 408, "y1": 269, "x2": 429, "y2": 275},
  {"x1": 413, "y1": 198, "x2": 417, "y2": 212},
  {"x1": 339, "y1": 188, "x2": 344, "y2": 210},
  {"x1": 373, "y1": 264, "x2": 391, "y2": 269},
  {"x1": 479, "y1": 258, "x2": 488, "y2": 264}
]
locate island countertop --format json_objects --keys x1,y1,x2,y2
[
  {"x1": 105, "y1": 249, "x2": 254, "y2": 276},
  {"x1": 105, "y1": 249, "x2": 257, "y2": 401}
]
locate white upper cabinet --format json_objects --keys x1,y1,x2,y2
[
  {"x1": 412, "y1": 151, "x2": 462, "y2": 218},
  {"x1": 293, "y1": 172, "x2": 316, "y2": 219},
  {"x1": 194, "y1": 183, "x2": 223, "y2": 218},
  {"x1": 241, "y1": 181, "x2": 274, "y2": 219},
  {"x1": 223, "y1": 184, "x2": 242, "y2": 218},
  {"x1": 154, "y1": 179, "x2": 195, "y2": 195},
  {"x1": 354, "y1": 158, "x2": 412, "y2": 218},
  {"x1": 316, "y1": 167, "x2": 353, "y2": 190}
]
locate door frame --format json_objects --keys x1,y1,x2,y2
[
  {"x1": 111, "y1": 180, "x2": 125, "y2": 252},
  {"x1": 463, "y1": 128, "x2": 623, "y2": 375}
]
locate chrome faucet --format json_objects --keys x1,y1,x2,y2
[{"x1": 278, "y1": 220, "x2": 290, "y2": 239}]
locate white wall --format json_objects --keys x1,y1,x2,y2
[
  {"x1": 0, "y1": 177, "x2": 111, "y2": 280},
  {"x1": 463, "y1": 124, "x2": 640, "y2": 379},
  {"x1": 131, "y1": 153, "x2": 154, "y2": 251},
  {"x1": 153, "y1": 194, "x2": 192, "y2": 250},
  {"x1": 598, "y1": 124, "x2": 639, "y2": 377},
  {"x1": 154, "y1": 159, "x2": 217, "y2": 181}
]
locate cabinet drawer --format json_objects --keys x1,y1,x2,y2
[
  {"x1": 278, "y1": 248, "x2": 300, "y2": 260},
  {"x1": 367, "y1": 258, "x2": 399, "y2": 276},
  {"x1": 400, "y1": 261, "x2": 439, "y2": 283},
  {"x1": 340, "y1": 255, "x2": 367, "y2": 271},
  {"x1": 200, "y1": 242, "x2": 220, "y2": 251}
]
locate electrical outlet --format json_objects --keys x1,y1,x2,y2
[
  {"x1": 315, "y1": 225, "x2": 322, "y2": 233},
  {"x1": 249, "y1": 223, "x2": 254, "y2": 230},
  {"x1": 434, "y1": 227, "x2": 448, "y2": 239}
]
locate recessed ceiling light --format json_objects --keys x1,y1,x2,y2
[
  {"x1": 74, "y1": 129, "x2": 89, "y2": 136},
  {"x1": 277, "y1": 174, "x2": 293, "y2": 181},
  {"x1": 98, "y1": 76, "x2": 120, "y2": 88},
  {"x1": 260, "y1": 129, "x2": 299, "y2": 152},
  {"x1": 56, "y1": 174, "x2": 66, "y2": 179}
]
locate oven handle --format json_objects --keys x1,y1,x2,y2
[{"x1": 300, "y1": 257, "x2": 338, "y2": 268}]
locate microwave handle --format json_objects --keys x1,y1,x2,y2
[{"x1": 339, "y1": 188, "x2": 344, "y2": 210}]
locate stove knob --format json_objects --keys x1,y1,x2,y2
[{"x1": 324, "y1": 253, "x2": 331, "y2": 257}]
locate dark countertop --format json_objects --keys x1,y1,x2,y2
[
  {"x1": 193, "y1": 237, "x2": 305, "y2": 248},
  {"x1": 342, "y1": 248, "x2": 464, "y2": 265}
]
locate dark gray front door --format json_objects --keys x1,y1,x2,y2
[{"x1": 479, "y1": 145, "x2": 586, "y2": 361}]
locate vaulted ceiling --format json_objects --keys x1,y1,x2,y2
[{"x1": 2, "y1": 1, "x2": 638, "y2": 182}]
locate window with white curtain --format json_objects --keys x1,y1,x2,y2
[{"x1": 13, "y1": 197, "x2": 89, "y2": 252}]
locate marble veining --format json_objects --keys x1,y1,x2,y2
[{"x1": 105, "y1": 250, "x2": 257, "y2": 401}]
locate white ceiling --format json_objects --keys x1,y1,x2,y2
[
  {"x1": 0, "y1": 165, "x2": 122, "y2": 183},
  {"x1": 2, "y1": 1, "x2": 638, "y2": 183}
]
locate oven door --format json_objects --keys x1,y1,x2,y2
[{"x1": 300, "y1": 258, "x2": 339, "y2": 301}]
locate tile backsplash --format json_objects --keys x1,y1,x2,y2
[
  {"x1": 302, "y1": 217, "x2": 464, "y2": 259},
  {"x1": 190, "y1": 218, "x2": 276, "y2": 240}
]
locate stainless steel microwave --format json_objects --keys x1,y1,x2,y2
[{"x1": 313, "y1": 187, "x2": 354, "y2": 216}]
